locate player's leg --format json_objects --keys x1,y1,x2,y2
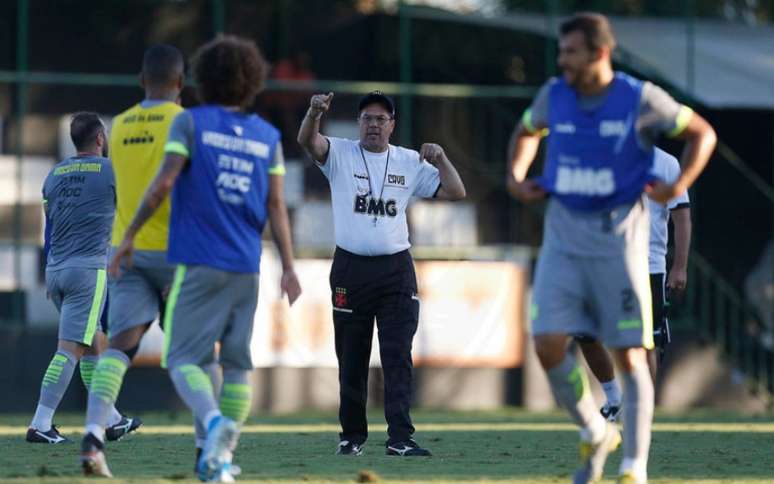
[
  {"x1": 646, "y1": 273, "x2": 666, "y2": 383},
  {"x1": 195, "y1": 361, "x2": 222, "y2": 460},
  {"x1": 83, "y1": 255, "x2": 168, "y2": 448},
  {"x1": 612, "y1": 347, "x2": 653, "y2": 484},
  {"x1": 28, "y1": 339, "x2": 87, "y2": 443},
  {"x1": 80, "y1": 331, "x2": 127, "y2": 435},
  {"x1": 532, "y1": 249, "x2": 619, "y2": 484},
  {"x1": 577, "y1": 337, "x2": 622, "y2": 421},
  {"x1": 591, "y1": 211, "x2": 654, "y2": 484},
  {"x1": 331, "y1": 249, "x2": 375, "y2": 455},
  {"x1": 207, "y1": 272, "x2": 261, "y2": 479},
  {"x1": 162, "y1": 266, "x2": 233, "y2": 480},
  {"x1": 374, "y1": 251, "x2": 428, "y2": 456},
  {"x1": 29, "y1": 268, "x2": 104, "y2": 444}
]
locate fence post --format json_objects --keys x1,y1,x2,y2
[{"x1": 12, "y1": 0, "x2": 29, "y2": 323}]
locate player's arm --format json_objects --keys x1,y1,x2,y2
[
  {"x1": 667, "y1": 206, "x2": 692, "y2": 292},
  {"x1": 640, "y1": 86, "x2": 717, "y2": 203},
  {"x1": 419, "y1": 143, "x2": 466, "y2": 201},
  {"x1": 267, "y1": 146, "x2": 301, "y2": 306},
  {"x1": 506, "y1": 119, "x2": 547, "y2": 203},
  {"x1": 297, "y1": 92, "x2": 333, "y2": 164},
  {"x1": 506, "y1": 85, "x2": 550, "y2": 203},
  {"x1": 647, "y1": 110, "x2": 716, "y2": 204}
]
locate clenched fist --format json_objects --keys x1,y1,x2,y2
[{"x1": 419, "y1": 143, "x2": 446, "y2": 166}]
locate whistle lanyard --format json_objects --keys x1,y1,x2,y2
[{"x1": 359, "y1": 145, "x2": 390, "y2": 226}]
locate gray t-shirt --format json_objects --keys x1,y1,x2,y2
[
  {"x1": 523, "y1": 78, "x2": 690, "y2": 148},
  {"x1": 43, "y1": 155, "x2": 115, "y2": 270}
]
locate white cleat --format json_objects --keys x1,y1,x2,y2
[{"x1": 197, "y1": 416, "x2": 239, "y2": 482}]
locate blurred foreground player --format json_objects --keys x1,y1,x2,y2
[{"x1": 506, "y1": 12, "x2": 715, "y2": 484}]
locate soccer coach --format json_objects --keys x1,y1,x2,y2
[{"x1": 298, "y1": 91, "x2": 465, "y2": 457}]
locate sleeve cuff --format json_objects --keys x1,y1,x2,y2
[
  {"x1": 670, "y1": 202, "x2": 691, "y2": 211},
  {"x1": 668, "y1": 105, "x2": 694, "y2": 138},
  {"x1": 521, "y1": 109, "x2": 549, "y2": 137},
  {"x1": 268, "y1": 165, "x2": 286, "y2": 176},
  {"x1": 164, "y1": 141, "x2": 190, "y2": 157},
  {"x1": 432, "y1": 182, "x2": 442, "y2": 198},
  {"x1": 521, "y1": 109, "x2": 536, "y2": 133}
]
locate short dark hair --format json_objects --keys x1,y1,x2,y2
[
  {"x1": 142, "y1": 44, "x2": 185, "y2": 86},
  {"x1": 70, "y1": 112, "x2": 104, "y2": 151},
  {"x1": 191, "y1": 35, "x2": 269, "y2": 108},
  {"x1": 560, "y1": 12, "x2": 617, "y2": 52}
]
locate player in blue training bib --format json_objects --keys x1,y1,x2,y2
[
  {"x1": 95, "y1": 36, "x2": 301, "y2": 481},
  {"x1": 506, "y1": 13, "x2": 716, "y2": 484}
]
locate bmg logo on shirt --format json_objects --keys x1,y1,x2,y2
[{"x1": 354, "y1": 195, "x2": 398, "y2": 217}]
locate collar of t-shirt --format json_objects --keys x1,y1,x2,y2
[
  {"x1": 139, "y1": 99, "x2": 173, "y2": 109},
  {"x1": 360, "y1": 146, "x2": 389, "y2": 192}
]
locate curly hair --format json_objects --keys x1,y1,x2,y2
[{"x1": 191, "y1": 35, "x2": 269, "y2": 108}]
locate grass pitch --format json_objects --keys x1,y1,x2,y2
[{"x1": 0, "y1": 409, "x2": 772, "y2": 483}]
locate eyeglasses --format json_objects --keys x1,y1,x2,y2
[{"x1": 359, "y1": 114, "x2": 393, "y2": 126}]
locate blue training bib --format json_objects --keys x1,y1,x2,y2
[
  {"x1": 538, "y1": 73, "x2": 655, "y2": 211},
  {"x1": 168, "y1": 105, "x2": 279, "y2": 273}
]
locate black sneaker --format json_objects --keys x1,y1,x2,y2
[
  {"x1": 81, "y1": 432, "x2": 112, "y2": 477},
  {"x1": 386, "y1": 439, "x2": 432, "y2": 456},
  {"x1": 335, "y1": 440, "x2": 364, "y2": 456},
  {"x1": 26, "y1": 425, "x2": 69, "y2": 444},
  {"x1": 600, "y1": 403, "x2": 622, "y2": 423},
  {"x1": 105, "y1": 415, "x2": 143, "y2": 441}
]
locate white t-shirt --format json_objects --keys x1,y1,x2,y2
[
  {"x1": 648, "y1": 148, "x2": 690, "y2": 274},
  {"x1": 316, "y1": 137, "x2": 441, "y2": 256}
]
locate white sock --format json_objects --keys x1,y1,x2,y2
[
  {"x1": 85, "y1": 423, "x2": 105, "y2": 443},
  {"x1": 106, "y1": 406, "x2": 122, "y2": 427},
  {"x1": 580, "y1": 413, "x2": 607, "y2": 444},
  {"x1": 30, "y1": 405, "x2": 55, "y2": 431},
  {"x1": 602, "y1": 379, "x2": 622, "y2": 406},
  {"x1": 620, "y1": 456, "x2": 647, "y2": 480}
]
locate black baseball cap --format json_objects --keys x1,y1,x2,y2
[{"x1": 358, "y1": 91, "x2": 395, "y2": 117}]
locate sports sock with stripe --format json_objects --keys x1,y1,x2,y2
[
  {"x1": 194, "y1": 362, "x2": 222, "y2": 448},
  {"x1": 80, "y1": 355, "x2": 123, "y2": 427},
  {"x1": 169, "y1": 364, "x2": 219, "y2": 435},
  {"x1": 546, "y1": 354, "x2": 606, "y2": 443},
  {"x1": 620, "y1": 362, "x2": 654, "y2": 481},
  {"x1": 84, "y1": 349, "x2": 130, "y2": 442},
  {"x1": 30, "y1": 350, "x2": 77, "y2": 431},
  {"x1": 220, "y1": 368, "x2": 252, "y2": 424}
]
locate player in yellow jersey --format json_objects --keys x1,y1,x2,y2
[{"x1": 80, "y1": 45, "x2": 189, "y2": 476}]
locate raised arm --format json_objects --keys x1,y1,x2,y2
[
  {"x1": 297, "y1": 92, "x2": 333, "y2": 164},
  {"x1": 419, "y1": 143, "x2": 466, "y2": 201}
]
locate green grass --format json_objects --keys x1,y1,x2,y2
[{"x1": 0, "y1": 409, "x2": 772, "y2": 483}]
